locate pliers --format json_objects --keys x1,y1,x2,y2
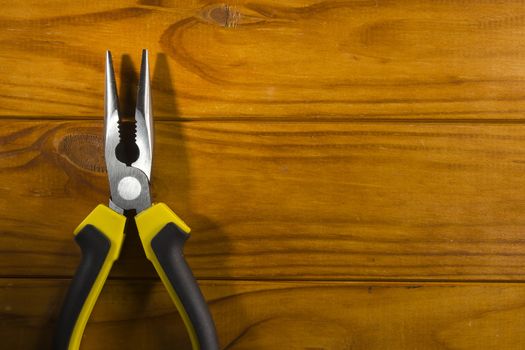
[{"x1": 54, "y1": 50, "x2": 219, "y2": 350}]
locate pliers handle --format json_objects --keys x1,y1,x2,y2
[{"x1": 54, "y1": 204, "x2": 218, "y2": 350}]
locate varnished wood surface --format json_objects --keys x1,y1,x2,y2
[
  {"x1": 3, "y1": 278, "x2": 525, "y2": 350},
  {"x1": 3, "y1": 120, "x2": 525, "y2": 280},
  {"x1": 3, "y1": 1, "x2": 525, "y2": 348},
  {"x1": 1, "y1": 0, "x2": 525, "y2": 119}
]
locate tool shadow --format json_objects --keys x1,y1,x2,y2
[{"x1": 111, "y1": 53, "x2": 239, "y2": 349}]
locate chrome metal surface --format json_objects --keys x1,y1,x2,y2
[
  {"x1": 104, "y1": 50, "x2": 120, "y2": 180},
  {"x1": 104, "y1": 50, "x2": 152, "y2": 213},
  {"x1": 118, "y1": 176, "x2": 142, "y2": 201},
  {"x1": 133, "y1": 49, "x2": 153, "y2": 180},
  {"x1": 109, "y1": 199, "x2": 124, "y2": 214}
]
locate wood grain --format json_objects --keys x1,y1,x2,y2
[
  {"x1": 3, "y1": 278, "x2": 525, "y2": 349},
  {"x1": 3, "y1": 120, "x2": 525, "y2": 280},
  {"x1": 3, "y1": 1, "x2": 525, "y2": 348},
  {"x1": 1, "y1": 0, "x2": 525, "y2": 119}
]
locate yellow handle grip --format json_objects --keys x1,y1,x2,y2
[
  {"x1": 136, "y1": 203, "x2": 219, "y2": 350},
  {"x1": 54, "y1": 205, "x2": 126, "y2": 350}
]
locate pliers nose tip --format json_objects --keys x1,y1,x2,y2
[
  {"x1": 104, "y1": 49, "x2": 119, "y2": 128},
  {"x1": 134, "y1": 49, "x2": 153, "y2": 179}
]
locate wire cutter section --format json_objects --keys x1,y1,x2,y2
[{"x1": 54, "y1": 50, "x2": 219, "y2": 350}]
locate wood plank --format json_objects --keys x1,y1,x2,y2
[
  {"x1": 3, "y1": 120, "x2": 525, "y2": 280},
  {"x1": 1, "y1": 0, "x2": 525, "y2": 119},
  {"x1": 2, "y1": 278, "x2": 525, "y2": 349}
]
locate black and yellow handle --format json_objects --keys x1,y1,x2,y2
[
  {"x1": 136, "y1": 203, "x2": 219, "y2": 350},
  {"x1": 54, "y1": 205, "x2": 126, "y2": 350}
]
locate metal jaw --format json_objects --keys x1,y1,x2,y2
[{"x1": 105, "y1": 50, "x2": 153, "y2": 214}]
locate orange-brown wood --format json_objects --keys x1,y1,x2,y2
[
  {"x1": 0, "y1": 0, "x2": 525, "y2": 119},
  {"x1": 2, "y1": 120, "x2": 525, "y2": 280},
  {"x1": 3, "y1": 278, "x2": 525, "y2": 350},
  {"x1": 2, "y1": 1, "x2": 525, "y2": 348}
]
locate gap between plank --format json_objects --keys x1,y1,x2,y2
[
  {"x1": 4, "y1": 275, "x2": 525, "y2": 285},
  {"x1": 2, "y1": 116, "x2": 525, "y2": 124}
]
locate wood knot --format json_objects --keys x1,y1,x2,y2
[
  {"x1": 207, "y1": 4, "x2": 240, "y2": 28},
  {"x1": 58, "y1": 133, "x2": 106, "y2": 173},
  {"x1": 198, "y1": 4, "x2": 266, "y2": 28}
]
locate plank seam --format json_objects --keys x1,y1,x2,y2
[
  {"x1": 3, "y1": 116, "x2": 525, "y2": 124},
  {"x1": 4, "y1": 275, "x2": 525, "y2": 284}
]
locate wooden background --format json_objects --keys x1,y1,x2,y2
[{"x1": 2, "y1": 0, "x2": 525, "y2": 349}]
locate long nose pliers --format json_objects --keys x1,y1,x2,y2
[{"x1": 54, "y1": 50, "x2": 219, "y2": 350}]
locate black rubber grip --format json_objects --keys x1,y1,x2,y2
[
  {"x1": 53, "y1": 225, "x2": 111, "y2": 350},
  {"x1": 151, "y1": 223, "x2": 219, "y2": 350}
]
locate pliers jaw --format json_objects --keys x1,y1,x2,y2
[{"x1": 104, "y1": 50, "x2": 152, "y2": 214}]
